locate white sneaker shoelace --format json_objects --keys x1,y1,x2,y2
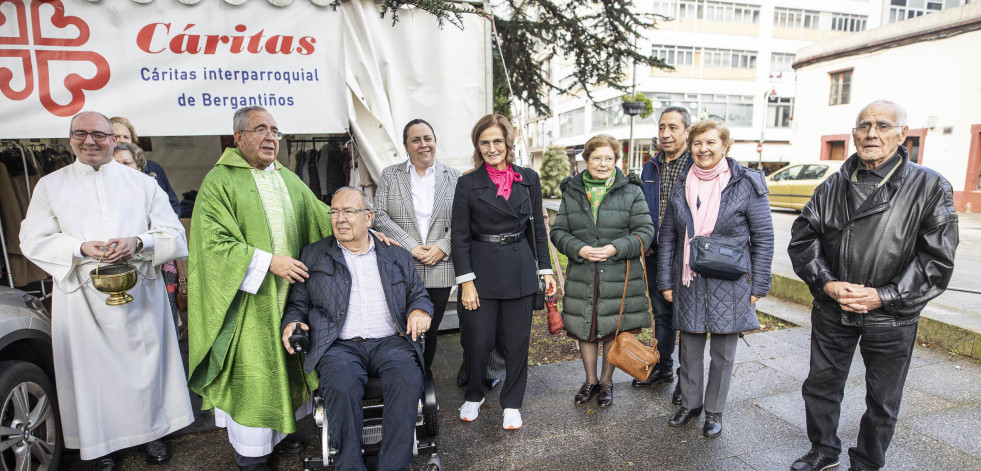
[
  {"x1": 459, "y1": 399, "x2": 484, "y2": 422},
  {"x1": 503, "y1": 408, "x2": 522, "y2": 430}
]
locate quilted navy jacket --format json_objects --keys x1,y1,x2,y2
[
  {"x1": 281, "y1": 233, "x2": 434, "y2": 374},
  {"x1": 656, "y1": 158, "x2": 774, "y2": 334}
]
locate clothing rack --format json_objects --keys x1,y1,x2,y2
[
  {"x1": 285, "y1": 135, "x2": 351, "y2": 161},
  {"x1": 0, "y1": 140, "x2": 65, "y2": 295}
]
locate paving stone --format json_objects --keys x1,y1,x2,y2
[
  {"x1": 754, "y1": 378, "x2": 953, "y2": 433},
  {"x1": 616, "y1": 401, "x2": 802, "y2": 469},
  {"x1": 725, "y1": 361, "x2": 802, "y2": 404},
  {"x1": 901, "y1": 403, "x2": 981, "y2": 458},
  {"x1": 904, "y1": 355, "x2": 981, "y2": 404},
  {"x1": 882, "y1": 424, "x2": 981, "y2": 469},
  {"x1": 760, "y1": 348, "x2": 866, "y2": 382}
]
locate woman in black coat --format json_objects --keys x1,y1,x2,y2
[{"x1": 452, "y1": 114, "x2": 556, "y2": 430}]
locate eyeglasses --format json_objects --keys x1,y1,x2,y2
[
  {"x1": 478, "y1": 139, "x2": 506, "y2": 150},
  {"x1": 328, "y1": 208, "x2": 369, "y2": 218},
  {"x1": 853, "y1": 122, "x2": 902, "y2": 136},
  {"x1": 239, "y1": 127, "x2": 284, "y2": 140},
  {"x1": 589, "y1": 156, "x2": 617, "y2": 164},
  {"x1": 70, "y1": 130, "x2": 111, "y2": 141}
]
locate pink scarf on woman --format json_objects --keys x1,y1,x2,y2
[
  {"x1": 682, "y1": 158, "x2": 731, "y2": 286},
  {"x1": 486, "y1": 163, "x2": 522, "y2": 200}
]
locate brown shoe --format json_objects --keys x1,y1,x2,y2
[
  {"x1": 596, "y1": 383, "x2": 613, "y2": 407},
  {"x1": 574, "y1": 383, "x2": 597, "y2": 404}
]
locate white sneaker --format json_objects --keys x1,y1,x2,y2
[
  {"x1": 459, "y1": 399, "x2": 484, "y2": 421},
  {"x1": 503, "y1": 408, "x2": 522, "y2": 430}
]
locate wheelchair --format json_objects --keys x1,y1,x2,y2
[{"x1": 301, "y1": 371, "x2": 442, "y2": 471}]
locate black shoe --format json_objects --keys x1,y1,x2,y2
[
  {"x1": 574, "y1": 383, "x2": 598, "y2": 404},
  {"x1": 596, "y1": 383, "x2": 613, "y2": 407},
  {"x1": 671, "y1": 367, "x2": 683, "y2": 405},
  {"x1": 668, "y1": 406, "x2": 702, "y2": 427},
  {"x1": 144, "y1": 439, "x2": 171, "y2": 464},
  {"x1": 485, "y1": 377, "x2": 501, "y2": 390},
  {"x1": 790, "y1": 450, "x2": 840, "y2": 471},
  {"x1": 93, "y1": 455, "x2": 117, "y2": 471},
  {"x1": 275, "y1": 434, "x2": 307, "y2": 454},
  {"x1": 703, "y1": 412, "x2": 722, "y2": 438},
  {"x1": 631, "y1": 367, "x2": 674, "y2": 387},
  {"x1": 848, "y1": 467, "x2": 873, "y2": 471},
  {"x1": 238, "y1": 464, "x2": 272, "y2": 471}
]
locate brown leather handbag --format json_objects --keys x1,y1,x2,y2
[
  {"x1": 607, "y1": 235, "x2": 660, "y2": 382},
  {"x1": 175, "y1": 260, "x2": 189, "y2": 313}
]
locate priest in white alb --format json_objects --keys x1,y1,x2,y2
[{"x1": 19, "y1": 111, "x2": 192, "y2": 471}]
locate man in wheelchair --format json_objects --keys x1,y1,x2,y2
[{"x1": 281, "y1": 187, "x2": 433, "y2": 471}]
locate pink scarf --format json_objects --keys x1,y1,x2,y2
[
  {"x1": 486, "y1": 163, "x2": 522, "y2": 200},
  {"x1": 682, "y1": 158, "x2": 731, "y2": 286}
]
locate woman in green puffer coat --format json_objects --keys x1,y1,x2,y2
[{"x1": 550, "y1": 134, "x2": 656, "y2": 408}]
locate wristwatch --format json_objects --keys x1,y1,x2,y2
[{"x1": 134, "y1": 236, "x2": 144, "y2": 253}]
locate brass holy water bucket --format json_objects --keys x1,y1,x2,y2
[{"x1": 88, "y1": 245, "x2": 138, "y2": 306}]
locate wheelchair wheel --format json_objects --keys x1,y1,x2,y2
[{"x1": 424, "y1": 408, "x2": 439, "y2": 436}]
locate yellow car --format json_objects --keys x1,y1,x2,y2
[{"x1": 766, "y1": 161, "x2": 844, "y2": 211}]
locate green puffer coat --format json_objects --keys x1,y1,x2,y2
[{"x1": 550, "y1": 169, "x2": 656, "y2": 340}]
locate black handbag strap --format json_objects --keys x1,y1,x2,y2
[
  {"x1": 682, "y1": 200, "x2": 696, "y2": 241},
  {"x1": 526, "y1": 213, "x2": 544, "y2": 289}
]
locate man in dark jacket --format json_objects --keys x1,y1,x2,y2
[
  {"x1": 788, "y1": 100, "x2": 958, "y2": 471},
  {"x1": 281, "y1": 187, "x2": 433, "y2": 471},
  {"x1": 633, "y1": 106, "x2": 692, "y2": 403}
]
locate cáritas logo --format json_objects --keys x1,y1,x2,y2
[{"x1": 0, "y1": 0, "x2": 110, "y2": 117}]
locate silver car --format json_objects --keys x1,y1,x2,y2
[{"x1": 0, "y1": 286, "x2": 61, "y2": 470}]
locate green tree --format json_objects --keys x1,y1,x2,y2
[
  {"x1": 540, "y1": 145, "x2": 571, "y2": 198},
  {"x1": 337, "y1": 1, "x2": 671, "y2": 116}
]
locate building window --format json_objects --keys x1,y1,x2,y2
[
  {"x1": 767, "y1": 96, "x2": 793, "y2": 128},
  {"x1": 831, "y1": 13, "x2": 868, "y2": 32},
  {"x1": 829, "y1": 69, "x2": 852, "y2": 106},
  {"x1": 701, "y1": 48, "x2": 756, "y2": 69},
  {"x1": 675, "y1": 0, "x2": 760, "y2": 23},
  {"x1": 652, "y1": 45, "x2": 695, "y2": 66},
  {"x1": 774, "y1": 7, "x2": 820, "y2": 29},
  {"x1": 559, "y1": 107, "x2": 585, "y2": 137},
  {"x1": 888, "y1": 0, "x2": 957, "y2": 24},
  {"x1": 770, "y1": 52, "x2": 796, "y2": 78},
  {"x1": 591, "y1": 98, "x2": 628, "y2": 131}
]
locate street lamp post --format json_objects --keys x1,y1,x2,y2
[{"x1": 758, "y1": 87, "x2": 776, "y2": 171}]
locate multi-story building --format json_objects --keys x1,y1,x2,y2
[{"x1": 524, "y1": 0, "x2": 966, "y2": 173}]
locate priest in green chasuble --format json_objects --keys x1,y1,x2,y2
[{"x1": 187, "y1": 106, "x2": 332, "y2": 469}]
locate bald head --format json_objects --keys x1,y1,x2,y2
[
  {"x1": 856, "y1": 100, "x2": 907, "y2": 127},
  {"x1": 70, "y1": 111, "x2": 113, "y2": 131}
]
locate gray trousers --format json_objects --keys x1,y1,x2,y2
[{"x1": 679, "y1": 332, "x2": 739, "y2": 413}]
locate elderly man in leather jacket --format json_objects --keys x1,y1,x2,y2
[
  {"x1": 788, "y1": 100, "x2": 958, "y2": 471},
  {"x1": 281, "y1": 187, "x2": 433, "y2": 471}
]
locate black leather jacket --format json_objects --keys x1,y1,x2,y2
[{"x1": 788, "y1": 147, "x2": 958, "y2": 326}]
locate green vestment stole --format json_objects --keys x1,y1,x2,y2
[{"x1": 187, "y1": 148, "x2": 331, "y2": 433}]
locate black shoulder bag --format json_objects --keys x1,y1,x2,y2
[{"x1": 682, "y1": 202, "x2": 749, "y2": 281}]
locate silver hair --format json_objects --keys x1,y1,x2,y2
[
  {"x1": 331, "y1": 186, "x2": 373, "y2": 211},
  {"x1": 660, "y1": 106, "x2": 692, "y2": 128},
  {"x1": 857, "y1": 100, "x2": 907, "y2": 126},
  {"x1": 233, "y1": 106, "x2": 268, "y2": 131},
  {"x1": 70, "y1": 111, "x2": 113, "y2": 130}
]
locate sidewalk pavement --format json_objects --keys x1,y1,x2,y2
[{"x1": 67, "y1": 329, "x2": 981, "y2": 470}]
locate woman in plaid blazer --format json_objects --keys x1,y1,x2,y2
[{"x1": 373, "y1": 119, "x2": 461, "y2": 374}]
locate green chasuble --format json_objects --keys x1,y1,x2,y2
[{"x1": 187, "y1": 148, "x2": 332, "y2": 433}]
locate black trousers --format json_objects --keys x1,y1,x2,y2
[
  {"x1": 802, "y1": 308, "x2": 918, "y2": 471},
  {"x1": 459, "y1": 294, "x2": 534, "y2": 409},
  {"x1": 423, "y1": 287, "x2": 452, "y2": 374},
  {"x1": 316, "y1": 337, "x2": 423, "y2": 471},
  {"x1": 646, "y1": 253, "x2": 675, "y2": 372}
]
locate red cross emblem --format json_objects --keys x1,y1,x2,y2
[{"x1": 0, "y1": 0, "x2": 110, "y2": 117}]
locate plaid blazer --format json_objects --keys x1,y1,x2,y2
[{"x1": 373, "y1": 160, "x2": 461, "y2": 288}]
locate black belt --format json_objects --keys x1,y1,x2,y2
[{"x1": 473, "y1": 232, "x2": 525, "y2": 245}]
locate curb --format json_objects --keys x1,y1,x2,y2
[{"x1": 767, "y1": 272, "x2": 981, "y2": 360}]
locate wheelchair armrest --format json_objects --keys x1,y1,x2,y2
[{"x1": 422, "y1": 371, "x2": 437, "y2": 415}]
